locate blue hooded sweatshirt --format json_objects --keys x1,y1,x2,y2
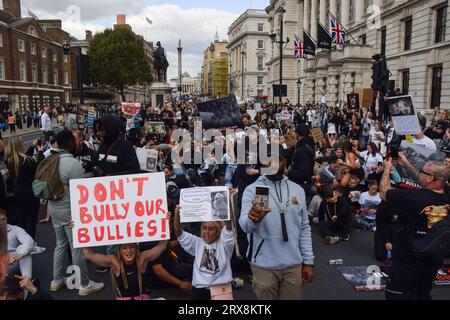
[{"x1": 239, "y1": 175, "x2": 315, "y2": 270}]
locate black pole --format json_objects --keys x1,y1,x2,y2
[
  {"x1": 78, "y1": 52, "x2": 84, "y2": 105},
  {"x1": 279, "y1": 10, "x2": 283, "y2": 105}
]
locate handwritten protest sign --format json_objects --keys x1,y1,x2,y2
[
  {"x1": 70, "y1": 173, "x2": 169, "y2": 248},
  {"x1": 121, "y1": 102, "x2": 141, "y2": 116},
  {"x1": 180, "y1": 187, "x2": 230, "y2": 223}
]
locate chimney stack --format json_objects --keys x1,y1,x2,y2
[
  {"x1": 2, "y1": 0, "x2": 21, "y2": 18},
  {"x1": 117, "y1": 14, "x2": 126, "y2": 25}
]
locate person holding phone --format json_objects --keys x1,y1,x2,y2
[{"x1": 239, "y1": 152, "x2": 315, "y2": 300}]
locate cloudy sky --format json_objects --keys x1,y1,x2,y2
[{"x1": 17, "y1": 0, "x2": 269, "y2": 80}]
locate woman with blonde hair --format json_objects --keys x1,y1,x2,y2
[
  {"x1": 4, "y1": 137, "x2": 41, "y2": 239},
  {"x1": 82, "y1": 241, "x2": 168, "y2": 300}
]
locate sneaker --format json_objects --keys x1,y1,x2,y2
[
  {"x1": 340, "y1": 234, "x2": 350, "y2": 241},
  {"x1": 78, "y1": 281, "x2": 104, "y2": 296},
  {"x1": 31, "y1": 245, "x2": 46, "y2": 255},
  {"x1": 95, "y1": 266, "x2": 110, "y2": 273},
  {"x1": 50, "y1": 279, "x2": 66, "y2": 292},
  {"x1": 325, "y1": 236, "x2": 340, "y2": 245}
]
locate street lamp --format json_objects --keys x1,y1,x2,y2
[
  {"x1": 270, "y1": 6, "x2": 289, "y2": 104},
  {"x1": 241, "y1": 50, "x2": 246, "y2": 100},
  {"x1": 229, "y1": 61, "x2": 233, "y2": 95},
  {"x1": 296, "y1": 78, "x2": 301, "y2": 106}
]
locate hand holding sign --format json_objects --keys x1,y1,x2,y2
[{"x1": 249, "y1": 200, "x2": 271, "y2": 224}]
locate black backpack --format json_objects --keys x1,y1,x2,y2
[{"x1": 411, "y1": 193, "x2": 450, "y2": 264}]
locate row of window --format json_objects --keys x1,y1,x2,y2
[
  {"x1": 0, "y1": 33, "x2": 68, "y2": 63},
  {"x1": 0, "y1": 59, "x2": 69, "y2": 85},
  {"x1": 401, "y1": 65, "x2": 442, "y2": 108},
  {"x1": 379, "y1": 6, "x2": 447, "y2": 54}
]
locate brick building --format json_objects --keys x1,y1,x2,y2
[{"x1": 0, "y1": 0, "x2": 71, "y2": 115}]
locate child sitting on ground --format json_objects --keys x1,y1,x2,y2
[
  {"x1": 356, "y1": 180, "x2": 381, "y2": 231},
  {"x1": 174, "y1": 205, "x2": 235, "y2": 300}
]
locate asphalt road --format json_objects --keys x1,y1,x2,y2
[{"x1": 31, "y1": 207, "x2": 450, "y2": 301}]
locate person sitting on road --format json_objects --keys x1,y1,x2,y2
[
  {"x1": 318, "y1": 185, "x2": 352, "y2": 244},
  {"x1": 82, "y1": 241, "x2": 168, "y2": 300},
  {"x1": 356, "y1": 180, "x2": 381, "y2": 231},
  {"x1": 174, "y1": 205, "x2": 234, "y2": 300}
]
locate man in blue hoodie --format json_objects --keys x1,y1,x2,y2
[{"x1": 239, "y1": 152, "x2": 315, "y2": 300}]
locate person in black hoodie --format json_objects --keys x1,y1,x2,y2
[
  {"x1": 288, "y1": 124, "x2": 315, "y2": 203},
  {"x1": 318, "y1": 185, "x2": 352, "y2": 244},
  {"x1": 93, "y1": 116, "x2": 140, "y2": 177},
  {"x1": 72, "y1": 129, "x2": 99, "y2": 178}
]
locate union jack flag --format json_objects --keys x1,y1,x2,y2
[
  {"x1": 294, "y1": 35, "x2": 306, "y2": 59},
  {"x1": 330, "y1": 16, "x2": 346, "y2": 45}
]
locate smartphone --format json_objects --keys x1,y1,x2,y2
[{"x1": 255, "y1": 186, "x2": 270, "y2": 211}]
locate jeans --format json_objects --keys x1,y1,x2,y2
[
  {"x1": 52, "y1": 221, "x2": 89, "y2": 287},
  {"x1": 224, "y1": 165, "x2": 237, "y2": 188},
  {"x1": 356, "y1": 216, "x2": 376, "y2": 230},
  {"x1": 8, "y1": 251, "x2": 32, "y2": 278}
]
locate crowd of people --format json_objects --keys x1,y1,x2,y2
[{"x1": 0, "y1": 91, "x2": 449, "y2": 301}]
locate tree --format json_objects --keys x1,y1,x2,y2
[{"x1": 89, "y1": 28, "x2": 152, "y2": 101}]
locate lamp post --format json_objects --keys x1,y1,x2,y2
[
  {"x1": 63, "y1": 44, "x2": 84, "y2": 127},
  {"x1": 296, "y1": 78, "x2": 301, "y2": 106},
  {"x1": 241, "y1": 49, "x2": 246, "y2": 100},
  {"x1": 269, "y1": 6, "x2": 289, "y2": 105}
]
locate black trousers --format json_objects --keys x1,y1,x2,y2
[
  {"x1": 385, "y1": 260, "x2": 440, "y2": 300},
  {"x1": 191, "y1": 287, "x2": 211, "y2": 300},
  {"x1": 374, "y1": 232, "x2": 388, "y2": 262},
  {"x1": 319, "y1": 220, "x2": 346, "y2": 237}
]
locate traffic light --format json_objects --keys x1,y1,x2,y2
[{"x1": 371, "y1": 61, "x2": 381, "y2": 90}]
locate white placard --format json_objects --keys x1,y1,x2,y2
[
  {"x1": 180, "y1": 187, "x2": 230, "y2": 223},
  {"x1": 70, "y1": 172, "x2": 169, "y2": 248},
  {"x1": 388, "y1": 95, "x2": 421, "y2": 135}
]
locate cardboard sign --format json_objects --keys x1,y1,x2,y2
[
  {"x1": 70, "y1": 173, "x2": 169, "y2": 248},
  {"x1": 180, "y1": 187, "x2": 230, "y2": 223},
  {"x1": 311, "y1": 127, "x2": 325, "y2": 145},
  {"x1": 121, "y1": 103, "x2": 141, "y2": 116},
  {"x1": 387, "y1": 95, "x2": 421, "y2": 135}
]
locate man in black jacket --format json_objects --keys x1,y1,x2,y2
[
  {"x1": 93, "y1": 116, "x2": 140, "y2": 176},
  {"x1": 288, "y1": 124, "x2": 315, "y2": 202}
]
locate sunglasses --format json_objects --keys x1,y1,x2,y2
[{"x1": 419, "y1": 169, "x2": 433, "y2": 177}]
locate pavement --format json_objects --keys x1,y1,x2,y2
[{"x1": 31, "y1": 207, "x2": 450, "y2": 300}]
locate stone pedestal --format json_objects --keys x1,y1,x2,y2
[{"x1": 150, "y1": 82, "x2": 172, "y2": 108}]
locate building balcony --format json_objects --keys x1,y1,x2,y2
[{"x1": 331, "y1": 44, "x2": 377, "y2": 63}]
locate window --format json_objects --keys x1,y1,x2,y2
[
  {"x1": 404, "y1": 18, "x2": 412, "y2": 51},
  {"x1": 41, "y1": 47, "x2": 47, "y2": 58},
  {"x1": 431, "y1": 66, "x2": 442, "y2": 109},
  {"x1": 19, "y1": 61, "x2": 26, "y2": 82},
  {"x1": 360, "y1": 34, "x2": 366, "y2": 45},
  {"x1": 31, "y1": 65, "x2": 38, "y2": 83},
  {"x1": 257, "y1": 76, "x2": 263, "y2": 85},
  {"x1": 257, "y1": 40, "x2": 264, "y2": 49},
  {"x1": 258, "y1": 23, "x2": 264, "y2": 32},
  {"x1": 53, "y1": 70, "x2": 58, "y2": 85},
  {"x1": 0, "y1": 34, "x2": 3, "y2": 48},
  {"x1": 27, "y1": 26, "x2": 37, "y2": 37},
  {"x1": 64, "y1": 70, "x2": 69, "y2": 85},
  {"x1": 257, "y1": 89, "x2": 264, "y2": 96},
  {"x1": 0, "y1": 58, "x2": 5, "y2": 80},
  {"x1": 257, "y1": 56, "x2": 264, "y2": 70},
  {"x1": 18, "y1": 39, "x2": 25, "y2": 52},
  {"x1": 436, "y1": 6, "x2": 447, "y2": 43},
  {"x1": 42, "y1": 67, "x2": 48, "y2": 84},
  {"x1": 53, "y1": 52, "x2": 58, "y2": 62},
  {"x1": 381, "y1": 27, "x2": 386, "y2": 56},
  {"x1": 402, "y1": 70, "x2": 410, "y2": 95},
  {"x1": 30, "y1": 43, "x2": 36, "y2": 55}
]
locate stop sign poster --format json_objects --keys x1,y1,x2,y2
[{"x1": 70, "y1": 172, "x2": 169, "y2": 248}]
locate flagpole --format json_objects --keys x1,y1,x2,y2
[{"x1": 327, "y1": 10, "x2": 360, "y2": 46}]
